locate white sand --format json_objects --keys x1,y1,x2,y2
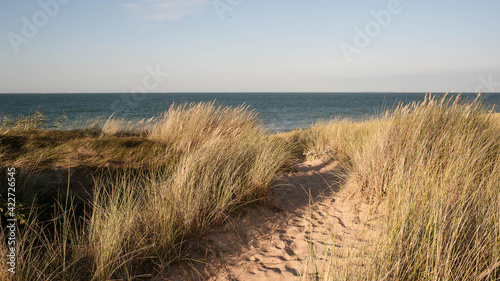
[{"x1": 168, "y1": 160, "x2": 380, "y2": 280}]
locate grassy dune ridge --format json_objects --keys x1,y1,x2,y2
[
  {"x1": 1, "y1": 97, "x2": 499, "y2": 280},
  {"x1": 0, "y1": 102, "x2": 292, "y2": 280},
  {"x1": 300, "y1": 95, "x2": 500, "y2": 280}
]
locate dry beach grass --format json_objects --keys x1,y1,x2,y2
[
  {"x1": 296, "y1": 95, "x2": 500, "y2": 280},
  {"x1": 1, "y1": 96, "x2": 499, "y2": 280},
  {"x1": 0, "y1": 102, "x2": 292, "y2": 280}
]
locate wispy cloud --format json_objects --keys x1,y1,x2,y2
[{"x1": 121, "y1": 0, "x2": 209, "y2": 21}]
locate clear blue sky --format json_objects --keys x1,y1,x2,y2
[{"x1": 1, "y1": 0, "x2": 499, "y2": 93}]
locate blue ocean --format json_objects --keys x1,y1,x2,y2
[{"x1": 1, "y1": 92, "x2": 499, "y2": 132}]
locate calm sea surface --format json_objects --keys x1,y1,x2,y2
[{"x1": 1, "y1": 93, "x2": 499, "y2": 132}]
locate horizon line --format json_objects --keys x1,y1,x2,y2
[{"x1": 1, "y1": 91, "x2": 497, "y2": 95}]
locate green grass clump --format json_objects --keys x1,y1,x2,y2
[{"x1": 366, "y1": 96, "x2": 500, "y2": 280}]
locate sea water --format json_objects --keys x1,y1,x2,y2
[{"x1": 1, "y1": 92, "x2": 499, "y2": 132}]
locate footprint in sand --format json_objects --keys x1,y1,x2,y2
[{"x1": 196, "y1": 160, "x2": 376, "y2": 281}]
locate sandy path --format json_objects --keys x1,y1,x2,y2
[{"x1": 169, "y1": 160, "x2": 376, "y2": 280}]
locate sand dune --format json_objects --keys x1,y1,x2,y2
[{"x1": 171, "y1": 160, "x2": 379, "y2": 280}]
